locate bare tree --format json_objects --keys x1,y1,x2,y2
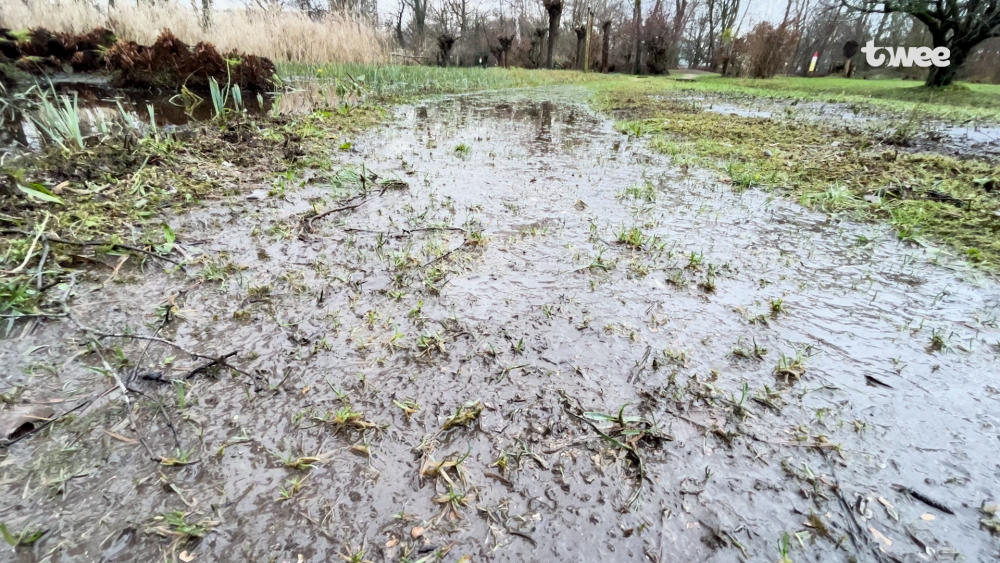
[
  {"x1": 543, "y1": 0, "x2": 563, "y2": 68},
  {"x1": 842, "y1": 0, "x2": 1000, "y2": 86},
  {"x1": 407, "y1": 0, "x2": 431, "y2": 52},
  {"x1": 666, "y1": 0, "x2": 691, "y2": 67},
  {"x1": 601, "y1": 19, "x2": 612, "y2": 70},
  {"x1": 575, "y1": 25, "x2": 588, "y2": 67},
  {"x1": 632, "y1": 0, "x2": 642, "y2": 72},
  {"x1": 395, "y1": 1, "x2": 408, "y2": 47}
]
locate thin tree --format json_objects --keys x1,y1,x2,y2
[
  {"x1": 407, "y1": 0, "x2": 431, "y2": 52},
  {"x1": 633, "y1": 0, "x2": 642, "y2": 73},
  {"x1": 842, "y1": 0, "x2": 1000, "y2": 86},
  {"x1": 601, "y1": 19, "x2": 612, "y2": 71},
  {"x1": 575, "y1": 25, "x2": 588, "y2": 68}
]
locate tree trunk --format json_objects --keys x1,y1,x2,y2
[
  {"x1": 632, "y1": 0, "x2": 642, "y2": 74},
  {"x1": 544, "y1": 1, "x2": 563, "y2": 70},
  {"x1": 924, "y1": 43, "x2": 965, "y2": 87},
  {"x1": 601, "y1": 21, "x2": 611, "y2": 72},
  {"x1": 584, "y1": 11, "x2": 593, "y2": 72},
  {"x1": 575, "y1": 27, "x2": 587, "y2": 70},
  {"x1": 395, "y1": 4, "x2": 407, "y2": 48}
]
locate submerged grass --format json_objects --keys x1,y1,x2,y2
[
  {"x1": 277, "y1": 63, "x2": 614, "y2": 102},
  {"x1": 590, "y1": 76, "x2": 1000, "y2": 270}
]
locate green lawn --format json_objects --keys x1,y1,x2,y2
[{"x1": 671, "y1": 75, "x2": 1000, "y2": 121}]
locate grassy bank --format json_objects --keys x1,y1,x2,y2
[
  {"x1": 587, "y1": 75, "x2": 1000, "y2": 270},
  {"x1": 277, "y1": 63, "x2": 616, "y2": 102},
  {"x1": 656, "y1": 75, "x2": 1000, "y2": 122}
]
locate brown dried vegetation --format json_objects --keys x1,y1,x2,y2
[{"x1": 105, "y1": 30, "x2": 275, "y2": 91}]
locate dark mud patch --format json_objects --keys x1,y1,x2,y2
[{"x1": 1, "y1": 88, "x2": 1000, "y2": 562}]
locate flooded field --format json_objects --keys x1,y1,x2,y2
[
  {"x1": 692, "y1": 94, "x2": 1000, "y2": 161},
  {"x1": 2, "y1": 87, "x2": 1000, "y2": 562}
]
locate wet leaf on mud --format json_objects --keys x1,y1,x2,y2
[
  {"x1": 441, "y1": 400, "x2": 483, "y2": 431},
  {"x1": 878, "y1": 497, "x2": 899, "y2": 521},
  {"x1": 148, "y1": 511, "x2": 218, "y2": 540},
  {"x1": 393, "y1": 399, "x2": 421, "y2": 417},
  {"x1": 979, "y1": 504, "x2": 999, "y2": 534},
  {"x1": 155, "y1": 223, "x2": 176, "y2": 255},
  {"x1": 0, "y1": 404, "x2": 55, "y2": 441},
  {"x1": 868, "y1": 527, "x2": 892, "y2": 551},
  {"x1": 0, "y1": 522, "x2": 46, "y2": 547},
  {"x1": 17, "y1": 182, "x2": 64, "y2": 205}
]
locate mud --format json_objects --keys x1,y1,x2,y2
[
  {"x1": 0, "y1": 28, "x2": 274, "y2": 92},
  {"x1": 105, "y1": 30, "x2": 275, "y2": 92},
  {"x1": 1, "y1": 87, "x2": 1000, "y2": 562},
  {"x1": 0, "y1": 78, "x2": 355, "y2": 156}
]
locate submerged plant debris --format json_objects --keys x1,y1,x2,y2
[{"x1": 0, "y1": 79, "x2": 999, "y2": 563}]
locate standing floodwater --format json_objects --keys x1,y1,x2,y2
[{"x1": 1, "y1": 88, "x2": 998, "y2": 562}]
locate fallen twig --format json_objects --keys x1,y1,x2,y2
[
  {"x1": 891, "y1": 484, "x2": 955, "y2": 515},
  {"x1": 305, "y1": 199, "x2": 369, "y2": 230}
]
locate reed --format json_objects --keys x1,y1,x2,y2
[{"x1": 0, "y1": 0, "x2": 388, "y2": 64}]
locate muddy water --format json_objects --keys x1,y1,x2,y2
[{"x1": 2, "y1": 87, "x2": 1000, "y2": 562}]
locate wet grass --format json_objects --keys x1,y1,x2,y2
[
  {"x1": 0, "y1": 98, "x2": 384, "y2": 317},
  {"x1": 590, "y1": 78, "x2": 1000, "y2": 271},
  {"x1": 660, "y1": 75, "x2": 1000, "y2": 121},
  {"x1": 277, "y1": 63, "x2": 614, "y2": 103}
]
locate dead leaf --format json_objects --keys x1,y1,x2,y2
[
  {"x1": 920, "y1": 513, "x2": 936, "y2": 521},
  {"x1": 869, "y1": 527, "x2": 892, "y2": 551},
  {"x1": 179, "y1": 550, "x2": 195, "y2": 562},
  {"x1": 386, "y1": 538, "x2": 399, "y2": 548},
  {"x1": 1, "y1": 404, "x2": 55, "y2": 441},
  {"x1": 103, "y1": 429, "x2": 138, "y2": 445},
  {"x1": 878, "y1": 496, "x2": 899, "y2": 521}
]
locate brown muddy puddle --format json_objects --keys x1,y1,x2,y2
[{"x1": 2, "y1": 87, "x2": 1000, "y2": 562}]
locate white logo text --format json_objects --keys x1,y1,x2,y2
[{"x1": 860, "y1": 41, "x2": 950, "y2": 67}]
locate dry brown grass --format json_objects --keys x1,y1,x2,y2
[{"x1": 0, "y1": 0, "x2": 388, "y2": 64}]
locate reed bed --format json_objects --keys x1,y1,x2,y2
[{"x1": 0, "y1": 0, "x2": 388, "y2": 64}]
